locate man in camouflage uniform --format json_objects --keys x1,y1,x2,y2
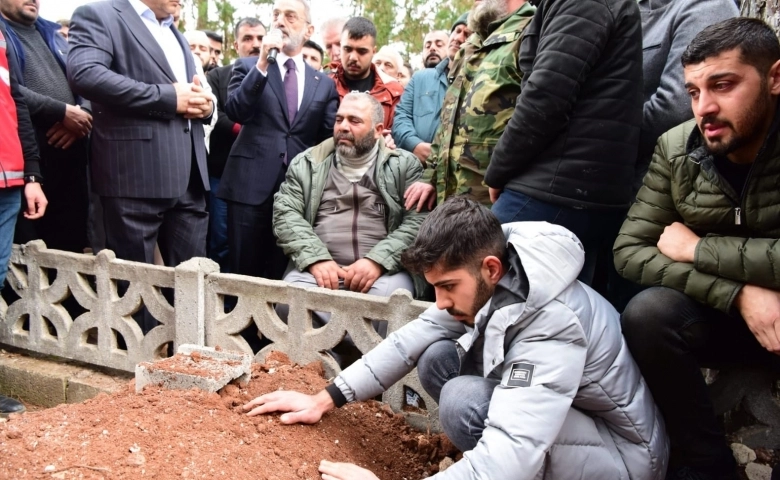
[{"x1": 404, "y1": 0, "x2": 534, "y2": 210}]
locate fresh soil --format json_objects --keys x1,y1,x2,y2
[{"x1": 0, "y1": 351, "x2": 457, "y2": 480}]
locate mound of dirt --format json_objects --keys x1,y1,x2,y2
[{"x1": 0, "y1": 352, "x2": 457, "y2": 479}]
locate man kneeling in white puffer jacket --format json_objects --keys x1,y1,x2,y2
[{"x1": 243, "y1": 196, "x2": 669, "y2": 480}]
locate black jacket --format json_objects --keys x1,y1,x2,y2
[
  {"x1": 0, "y1": 20, "x2": 40, "y2": 179},
  {"x1": 486, "y1": 0, "x2": 643, "y2": 210},
  {"x1": 206, "y1": 64, "x2": 236, "y2": 179}
]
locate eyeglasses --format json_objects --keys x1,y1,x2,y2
[{"x1": 272, "y1": 10, "x2": 309, "y2": 24}]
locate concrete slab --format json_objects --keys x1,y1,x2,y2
[{"x1": 135, "y1": 344, "x2": 251, "y2": 394}]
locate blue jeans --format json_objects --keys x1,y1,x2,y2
[
  {"x1": 417, "y1": 340, "x2": 498, "y2": 452},
  {"x1": 491, "y1": 189, "x2": 626, "y2": 288},
  {"x1": 0, "y1": 188, "x2": 21, "y2": 286},
  {"x1": 207, "y1": 176, "x2": 229, "y2": 273}
]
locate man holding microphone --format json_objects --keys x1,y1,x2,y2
[{"x1": 218, "y1": 0, "x2": 338, "y2": 280}]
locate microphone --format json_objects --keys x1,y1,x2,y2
[{"x1": 267, "y1": 28, "x2": 283, "y2": 64}]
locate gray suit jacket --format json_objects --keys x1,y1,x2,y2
[{"x1": 67, "y1": 0, "x2": 210, "y2": 199}]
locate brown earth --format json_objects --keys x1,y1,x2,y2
[{"x1": 0, "y1": 352, "x2": 457, "y2": 480}]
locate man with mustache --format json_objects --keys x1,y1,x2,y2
[
  {"x1": 615, "y1": 17, "x2": 780, "y2": 480},
  {"x1": 204, "y1": 17, "x2": 265, "y2": 272},
  {"x1": 421, "y1": 30, "x2": 448, "y2": 68},
  {"x1": 392, "y1": 15, "x2": 470, "y2": 165},
  {"x1": 329, "y1": 17, "x2": 404, "y2": 130},
  {"x1": 402, "y1": 0, "x2": 534, "y2": 210},
  {"x1": 218, "y1": 0, "x2": 338, "y2": 280},
  {"x1": 272, "y1": 92, "x2": 425, "y2": 311},
  {"x1": 247, "y1": 196, "x2": 668, "y2": 480}
]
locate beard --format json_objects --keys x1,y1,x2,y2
[
  {"x1": 468, "y1": 0, "x2": 506, "y2": 38},
  {"x1": 700, "y1": 79, "x2": 771, "y2": 157},
  {"x1": 336, "y1": 132, "x2": 377, "y2": 158},
  {"x1": 446, "y1": 273, "x2": 494, "y2": 327},
  {"x1": 282, "y1": 28, "x2": 307, "y2": 55},
  {"x1": 424, "y1": 54, "x2": 442, "y2": 68}
]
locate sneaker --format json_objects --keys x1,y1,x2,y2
[{"x1": 0, "y1": 395, "x2": 25, "y2": 418}]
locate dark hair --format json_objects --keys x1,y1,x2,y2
[
  {"x1": 304, "y1": 40, "x2": 324, "y2": 58},
  {"x1": 401, "y1": 196, "x2": 506, "y2": 275},
  {"x1": 203, "y1": 30, "x2": 223, "y2": 44},
  {"x1": 681, "y1": 17, "x2": 780, "y2": 75},
  {"x1": 343, "y1": 17, "x2": 377, "y2": 43},
  {"x1": 233, "y1": 17, "x2": 265, "y2": 41}
]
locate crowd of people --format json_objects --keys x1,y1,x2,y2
[{"x1": 0, "y1": 0, "x2": 777, "y2": 479}]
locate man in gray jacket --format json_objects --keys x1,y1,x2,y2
[
  {"x1": 273, "y1": 92, "x2": 426, "y2": 300},
  {"x1": 248, "y1": 196, "x2": 669, "y2": 480}
]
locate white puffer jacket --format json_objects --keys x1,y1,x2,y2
[{"x1": 336, "y1": 222, "x2": 668, "y2": 480}]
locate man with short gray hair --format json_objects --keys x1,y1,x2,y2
[{"x1": 273, "y1": 92, "x2": 426, "y2": 302}]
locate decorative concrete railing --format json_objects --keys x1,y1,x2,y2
[{"x1": 0, "y1": 241, "x2": 438, "y2": 431}]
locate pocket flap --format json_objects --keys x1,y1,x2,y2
[{"x1": 103, "y1": 126, "x2": 153, "y2": 140}]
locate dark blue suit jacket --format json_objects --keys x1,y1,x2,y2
[
  {"x1": 67, "y1": 0, "x2": 210, "y2": 199},
  {"x1": 218, "y1": 56, "x2": 338, "y2": 206}
]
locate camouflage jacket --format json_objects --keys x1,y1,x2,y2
[{"x1": 424, "y1": 3, "x2": 535, "y2": 206}]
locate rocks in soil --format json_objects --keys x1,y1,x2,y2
[
  {"x1": 732, "y1": 443, "x2": 758, "y2": 465},
  {"x1": 745, "y1": 462, "x2": 773, "y2": 480}
]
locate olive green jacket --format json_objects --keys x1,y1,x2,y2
[
  {"x1": 614, "y1": 118, "x2": 780, "y2": 313},
  {"x1": 273, "y1": 138, "x2": 426, "y2": 275}
]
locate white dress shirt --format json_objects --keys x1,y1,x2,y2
[
  {"x1": 256, "y1": 51, "x2": 305, "y2": 109},
  {"x1": 128, "y1": 0, "x2": 188, "y2": 84}
]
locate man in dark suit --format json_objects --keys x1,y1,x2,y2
[
  {"x1": 219, "y1": 0, "x2": 338, "y2": 280},
  {"x1": 206, "y1": 17, "x2": 265, "y2": 273},
  {"x1": 66, "y1": 0, "x2": 213, "y2": 273}
]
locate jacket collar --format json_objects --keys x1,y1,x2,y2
[{"x1": 479, "y1": 2, "x2": 535, "y2": 47}]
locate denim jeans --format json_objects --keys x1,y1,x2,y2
[
  {"x1": 0, "y1": 188, "x2": 21, "y2": 286},
  {"x1": 621, "y1": 287, "x2": 777, "y2": 477},
  {"x1": 491, "y1": 189, "x2": 630, "y2": 302},
  {"x1": 417, "y1": 340, "x2": 498, "y2": 451},
  {"x1": 207, "y1": 176, "x2": 229, "y2": 273}
]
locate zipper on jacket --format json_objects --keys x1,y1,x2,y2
[
  {"x1": 351, "y1": 183, "x2": 359, "y2": 262},
  {"x1": 734, "y1": 207, "x2": 742, "y2": 225}
]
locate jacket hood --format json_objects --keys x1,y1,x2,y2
[{"x1": 495, "y1": 221, "x2": 584, "y2": 316}]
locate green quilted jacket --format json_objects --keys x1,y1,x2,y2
[
  {"x1": 273, "y1": 138, "x2": 426, "y2": 275},
  {"x1": 614, "y1": 118, "x2": 780, "y2": 313}
]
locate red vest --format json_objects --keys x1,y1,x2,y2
[{"x1": 0, "y1": 29, "x2": 25, "y2": 188}]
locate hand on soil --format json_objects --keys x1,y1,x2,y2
[
  {"x1": 319, "y1": 460, "x2": 379, "y2": 480},
  {"x1": 243, "y1": 390, "x2": 334, "y2": 424}
]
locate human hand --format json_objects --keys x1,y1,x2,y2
[
  {"x1": 489, "y1": 187, "x2": 502, "y2": 204},
  {"x1": 184, "y1": 76, "x2": 213, "y2": 119},
  {"x1": 412, "y1": 142, "x2": 431, "y2": 163},
  {"x1": 735, "y1": 284, "x2": 780, "y2": 354},
  {"x1": 46, "y1": 123, "x2": 78, "y2": 150},
  {"x1": 343, "y1": 258, "x2": 382, "y2": 293},
  {"x1": 403, "y1": 181, "x2": 435, "y2": 212},
  {"x1": 61, "y1": 104, "x2": 92, "y2": 137},
  {"x1": 309, "y1": 260, "x2": 346, "y2": 290},
  {"x1": 383, "y1": 131, "x2": 396, "y2": 150},
  {"x1": 319, "y1": 460, "x2": 380, "y2": 480},
  {"x1": 256, "y1": 28, "x2": 283, "y2": 73},
  {"x1": 243, "y1": 390, "x2": 334, "y2": 424},
  {"x1": 23, "y1": 182, "x2": 47, "y2": 220},
  {"x1": 658, "y1": 222, "x2": 700, "y2": 263}
]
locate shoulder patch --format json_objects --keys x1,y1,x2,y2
[{"x1": 506, "y1": 362, "x2": 534, "y2": 387}]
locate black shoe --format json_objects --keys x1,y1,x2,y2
[
  {"x1": 666, "y1": 466, "x2": 737, "y2": 480},
  {"x1": 0, "y1": 395, "x2": 25, "y2": 417}
]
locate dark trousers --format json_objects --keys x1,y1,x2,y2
[
  {"x1": 101, "y1": 177, "x2": 208, "y2": 268},
  {"x1": 15, "y1": 153, "x2": 89, "y2": 253},
  {"x1": 621, "y1": 287, "x2": 780, "y2": 475},
  {"x1": 225, "y1": 167, "x2": 287, "y2": 280}
]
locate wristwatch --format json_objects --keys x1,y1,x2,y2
[{"x1": 24, "y1": 175, "x2": 41, "y2": 184}]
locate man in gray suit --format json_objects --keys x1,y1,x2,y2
[{"x1": 67, "y1": 0, "x2": 213, "y2": 277}]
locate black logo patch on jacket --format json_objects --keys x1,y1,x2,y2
[{"x1": 506, "y1": 362, "x2": 535, "y2": 387}]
